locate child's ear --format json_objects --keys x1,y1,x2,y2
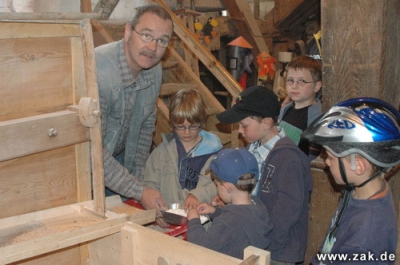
[
  {"x1": 262, "y1": 117, "x2": 273, "y2": 128},
  {"x1": 222, "y1": 182, "x2": 233, "y2": 193},
  {"x1": 352, "y1": 156, "x2": 368, "y2": 175},
  {"x1": 314, "y1": 80, "x2": 322, "y2": 94}
]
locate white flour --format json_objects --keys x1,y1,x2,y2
[{"x1": 166, "y1": 209, "x2": 209, "y2": 224}]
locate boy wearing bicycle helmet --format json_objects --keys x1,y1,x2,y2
[{"x1": 302, "y1": 98, "x2": 400, "y2": 264}]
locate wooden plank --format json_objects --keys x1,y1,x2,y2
[
  {"x1": 89, "y1": 233, "x2": 122, "y2": 265},
  {"x1": 0, "y1": 37, "x2": 73, "y2": 121},
  {"x1": 81, "y1": 0, "x2": 93, "y2": 13},
  {"x1": 0, "y1": 110, "x2": 89, "y2": 161},
  {"x1": 0, "y1": 197, "x2": 153, "y2": 264},
  {"x1": 80, "y1": 19, "x2": 105, "y2": 216},
  {"x1": 154, "y1": 98, "x2": 172, "y2": 145},
  {"x1": 0, "y1": 21, "x2": 82, "y2": 39},
  {"x1": 75, "y1": 142, "x2": 92, "y2": 202},
  {"x1": 0, "y1": 216, "x2": 124, "y2": 264},
  {"x1": 120, "y1": 223, "x2": 269, "y2": 265},
  {"x1": 0, "y1": 12, "x2": 99, "y2": 21},
  {"x1": 243, "y1": 246, "x2": 270, "y2": 265},
  {"x1": 0, "y1": 147, "x2": 79, "y2": 219},
  {"x1": 121, "y1": 225, "x2": 137, "y2": 265}
]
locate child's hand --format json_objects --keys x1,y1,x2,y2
[
  {"x1": 196, "y1": 202, "x2": 215, "y2": 215},
  {"x1": 211, "y1": 195, "x2": 225, "y2": 207},
  {"x1": 184, "y1": 194, "x2": 199, "y2": 211},
  {"x1": 186, "y1": 208, "x2": 200, "y2": 220}
]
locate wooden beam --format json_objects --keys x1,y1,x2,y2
[
  {"x1": 80, "y1": 19, "x2": 106, "y2": 216},
  {"x1": 80, "y1": 0, "x2": 92, "y2": 13},
  {"x1": 0, "y1": 110, "x2": 89, "y2": 162}
]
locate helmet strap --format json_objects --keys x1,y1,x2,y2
[
  {"x1": 338, "y1": 158, "x2": 354, "y2": 191},
  {"x1": 353, "y1": 168, "x2": 383, "y2": 189},
  {"x1": 326, "y1": 158, "x2": 353, "y2": 239}
]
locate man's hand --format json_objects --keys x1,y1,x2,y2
[{"x1": 140, "y1": 187, "x2": 167, "y2": 217}]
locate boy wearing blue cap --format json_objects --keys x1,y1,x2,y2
[{"x1": 187, "y1": 148, "x2": 272, "y2": 259}]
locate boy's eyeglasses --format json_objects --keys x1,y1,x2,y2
[
  {"x1": 286, "y1": 78, "x2": 317, "y2": 86},
  {"x1": 132, "y1": 29, "x2": 170, "y2": 48},
  {"x1": 174, "y1": 124, "x2": 201, "y2": 131}
]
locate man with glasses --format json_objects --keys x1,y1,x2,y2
[{"x1": 95, "y1": 4, "x2": 173, "y2": 210}]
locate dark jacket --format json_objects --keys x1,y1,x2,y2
[
  {"x1": 256, "y1": 137, "x2": 312, "y2": 263},
  {"x1": 187, "y1": 197, "x2": 272, "y2": 259}
]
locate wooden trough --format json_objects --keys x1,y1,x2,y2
[{"x1": 0, "y1": 17, "x2": 269, "y2": 265}]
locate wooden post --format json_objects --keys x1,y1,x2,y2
[
  {"x1": 80, "y1": 0, "x2": 92, "y2": 13},
  {"x1": 306, "y1": 0, "x2": 400, "y2": 263}
]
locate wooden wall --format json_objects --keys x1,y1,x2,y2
[{"x1": 305, "y1": 0, "x2": 400, "y2": 263}]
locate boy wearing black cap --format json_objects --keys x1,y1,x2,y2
[
  {"x1": 216, "y1": 86, "x2": 312, "y2": 265},
  {"x1": 186, "y1": 148, "x2": 272, "y2": 260}
]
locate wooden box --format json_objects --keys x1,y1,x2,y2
[{"x1": 0, "y1": 17, "x2": 269, "y2": 265}]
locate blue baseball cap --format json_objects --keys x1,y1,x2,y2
[{"x1": 210, "y1": 148, "x2": 259, "y2": 184}]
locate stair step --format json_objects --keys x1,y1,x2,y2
[
  {"x1": 161, "y1": 60, "x2": 179, "y2": 69},
  {"x1": 160, "y1": 83, "x2": 197, "y2": 97}
]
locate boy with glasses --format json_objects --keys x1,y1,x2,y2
[
  {"x1": 278, "y1": 55, "x2": 322, "y2": 159},
  {"x1": 95, "y1": 4, "x2": 173, "y2": 210},
  {"x1": 143, "y1": 88, "x2": 222, "y2": 227}
]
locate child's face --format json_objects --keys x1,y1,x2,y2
[
  {"x1": 286, "y1": 68, "x2": 321, "y2": 108},
  {"x1": 174, "y1": 119, "x2": 201, "y2": 144},
  {"x1": 214, "y1": 180, "x2": 231, "y2": 204},
  {"x1": 238, "y1": 117, "x2": 271, "y2": 144},
  {"x1": 324, "y1": 150, "x2": 351, "y2": 185}
]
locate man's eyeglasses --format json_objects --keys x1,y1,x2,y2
[
  {"x1": 132, "y1": 29, "x2": 170, "y2": 48},
  {"x1": 174, "y1": 124, "x2": 201, "y2": 131},
  {"x1": 286, "y1": 78, "x2": 317, "y2": 86}
]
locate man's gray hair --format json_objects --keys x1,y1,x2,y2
[{"x1": 129, "y1": 4, "x2": 173, "y2": 31}]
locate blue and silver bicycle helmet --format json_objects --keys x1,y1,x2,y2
[{"x1": 302, "y1": 97, "x2": 400, "y2": 171}]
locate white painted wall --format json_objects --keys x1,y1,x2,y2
[{"x1": 34, "y1": 0, "x2": 80, "y2": 12}]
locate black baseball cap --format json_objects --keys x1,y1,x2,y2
[{"x1": 216, "y1": 86, "x2": 281, "y2": 124}]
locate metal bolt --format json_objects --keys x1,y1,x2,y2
[{"x1": 47, "y1": 128, "x2": 58, "y2": 137}]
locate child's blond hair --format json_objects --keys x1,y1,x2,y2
[{"x1": 169, "y1": 88, "x2": 207, "y2": 126}]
